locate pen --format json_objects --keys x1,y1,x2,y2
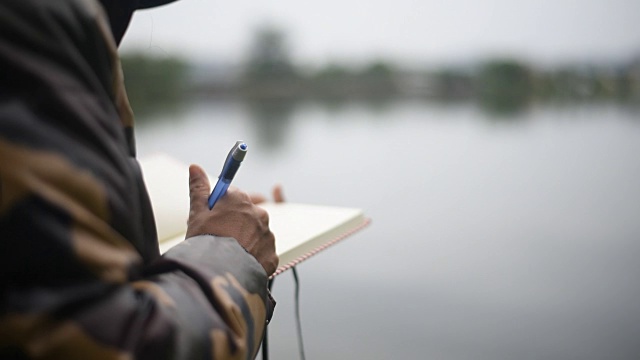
[{"x1": 208, "y1": 140, "x2": 248, "y2": 209}]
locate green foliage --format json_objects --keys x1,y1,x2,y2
[
  {"x1": 314, "y1": 63, "x2": 351, "y2": 80},
  {"x1": 313, "y1": 61, "x2": 396, "y2": 80},
  {"x1": 115, "y1": 24, "x2": 638, "y2": 108},
  {"x1": 477, "y1": 59, "x2": 533, "y2": 112},
  {"x1": 432, "y1": 69, "x2": 474, "y2": 98},
  {"x1": 360, "y1": 61, "x2": 394, "y2": 78},
  {"x1": 244, "y1": 26, "x2": 298, "y2": 82},
  {"x1": 534, "y1": 67, "x2": 636, "y2": 100},
  {"x1": 120, "y1": 53, "x2": 188, "y2": 114}
]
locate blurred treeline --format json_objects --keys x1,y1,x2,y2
[
  {"x1": 120, "y1": 53, "x2": 188, "y2": 114},
  {"x1": 121, "y1": 27, "x2": 640, "y2": 114}
]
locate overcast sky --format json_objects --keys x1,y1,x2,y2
[{"x1": 120, "y1": 0, "x2": 640, "y2": 67}]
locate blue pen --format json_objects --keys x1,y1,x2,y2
[{"x1": 208, "y1": 140, "x2": 248, "y2": 209}]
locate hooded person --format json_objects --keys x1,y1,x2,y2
[{"x1": 0, "y1": 1, "x2": 278, "y2": 359}]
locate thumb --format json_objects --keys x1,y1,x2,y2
[{"x1": 189, "y1": 164, "x2": 211, "y2": 213}]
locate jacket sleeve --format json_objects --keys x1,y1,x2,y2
[
  {"x1": 0, "y1": 1, "x2": 273, "y2": 359},
  {"x1": 0, "y1": 103, "x2": 274, "y2": 360}
]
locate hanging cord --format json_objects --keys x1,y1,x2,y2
[
  {"x1": 261, "y1": 267, "x2": 306, "y2": 360},
  {"x1": 291, "y1": 266, "x2": 306, "y2": 360},
  {"x1": 261, "y1": 278, "x2": 275, "y2": 360}
]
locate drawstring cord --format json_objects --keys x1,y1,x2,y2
[{"x1": 261, "y1": 267, "x2": 306, "y2": 360}]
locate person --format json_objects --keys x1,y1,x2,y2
[{"x1": 0, "y1": 0, "x2": 279, "y2": 359}]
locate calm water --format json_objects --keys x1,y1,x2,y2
[{"x1": 136, "y1": 100, "x2": 640, "y2": 360}]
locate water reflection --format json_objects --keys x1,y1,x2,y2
[
  {"x1": 135, "y1": 99, "x2": 640, "y2": 360},
  {"x1": 244, "y1": 100, "x2": 296, "y2": 152},
  {"x1": 477, "y1": 95, "x2": 531, "y2": 117},
  {"x1": 131, "y1": 96, "x2": 187, "y2": 124}
]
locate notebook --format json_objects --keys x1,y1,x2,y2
[{"x1": 138, "y1": 154, "x2": 370, "y2": 276}]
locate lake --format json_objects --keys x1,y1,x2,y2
[{"x1": 136, "y1": 99, "x2": 640, "y2": 360}]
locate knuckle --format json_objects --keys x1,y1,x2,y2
[
  {"x1": 259, "y1": 221, "x2": 272, "y2": 239},
  {"x1": 266, "y1": 230, "x2": 275, "y2": 244},
  {"x1": 228, "y1": 188, "x2": 252, "y2": 204},
  {"x1": 256, "y1": 207, "x2": 270, "y2": 224},
  {"x1": 227, "y1": 188, "x2": 249, "y2": 201},
  {"x1": 269, "y1": 255, "x2": 279, "y2": 274}
]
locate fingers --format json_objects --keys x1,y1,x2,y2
[
  {"x1": 189, "y1": 164, "x2": 211, "y2": 213},
  {"x1": 249, "y1": 193, "x2": 267, "y2": 204},
  {"x1": 273, "y1": 184, "x2": 285, "y2": 203},
  {"x1": 250, "y1": 185, "x2": 285, "y2": 204}
]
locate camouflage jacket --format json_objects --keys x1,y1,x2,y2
[{"x1": 0, "y1": 1, "x2": 274, "y2": 359}]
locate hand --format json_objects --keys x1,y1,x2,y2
[
  {"x1": 186, "y1": 164, "x2": 278, "y2": 275},
  {"x1": 249, "y1": 184, "x2": 285, "y2": 205}
]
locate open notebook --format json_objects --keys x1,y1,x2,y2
[{"x1": 138, "y1": 154, "x2": 370, "y2": 276}]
